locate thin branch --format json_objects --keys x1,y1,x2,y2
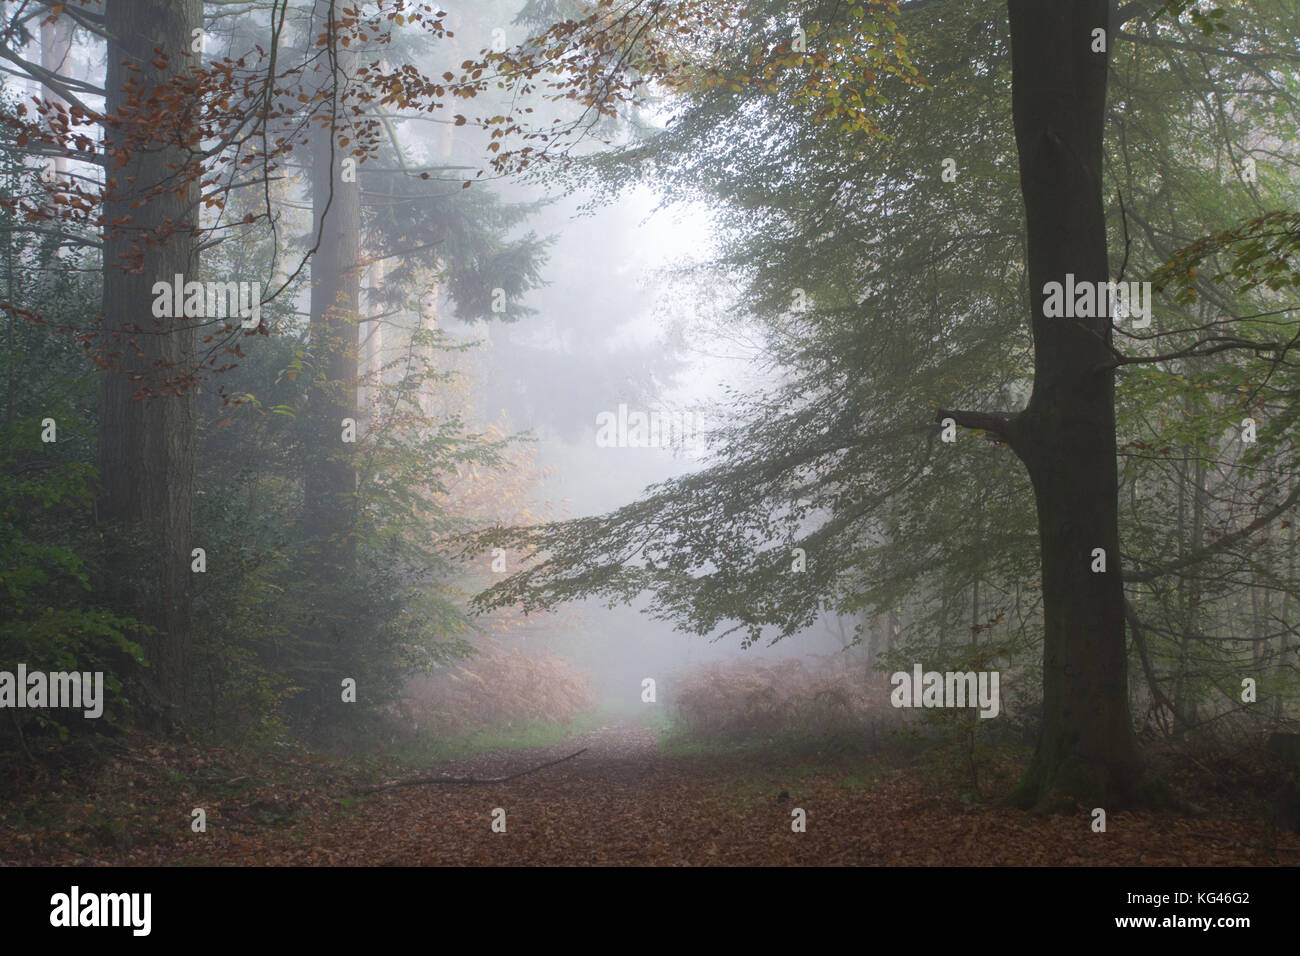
[
  {"x1": 354, "y1": 747, "x2": 589, "y2": 795},
  {"x1": 1127, "y1": 481, "x2": 1300, "y2": 583},
  {"x1": 1125, "y1": 597, "x2": 1181, "y2": 731},
  {"x1": 0, "y1": 44, "x2": 102, "y2": 108}
]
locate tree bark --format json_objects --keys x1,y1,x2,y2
[
  {"x1": 1279, "y1": 518, "x2": 1295, "y2": 723},
  {"x1": 1172, "y1": 455, "x2": 1206, "y2": 738},
  {"x1": 98, "y1": 0, "x2": 202, "y2": 727},
  {"x1": 303, "y1": 0, "x2": 361, "y2": 553},
  {"x1": 1001, "y1": 0, "x2": 1141, "y2": 809}
]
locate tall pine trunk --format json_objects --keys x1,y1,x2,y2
[
  {"x1": 1002, "y1": 0, "x2": 1141, "y2": 809},
  {"x1": 98, "y1": 0, "x2": 202, "y2": 726}
]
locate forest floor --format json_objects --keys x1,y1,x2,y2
[{"x1": 3, "y1": 717, "x2": 1298, "y2": 865}]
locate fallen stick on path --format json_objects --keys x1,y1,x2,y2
[{"x1": 354, "y1": 748, "x2": 589, "y2": 795}]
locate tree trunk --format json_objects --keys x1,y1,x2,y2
[
  {"x1": 98, "y1": 0, "x2": 202, "y2": 727},
  {"x1": 1279, "y1": 518, "x2": 1295, "y2": 723},
  {"x1": 1002, "y1": 0, "x2": 1141, "y2": 810},
  {"x1": 40, "y1": 14, "x2": 72, "y2": 180},
  {"x1": 303, "y1": 0, "x2": 361, "y2": 553},
  {"x1": 1172, "y1": 456, "x2": 1205, "y2": 737},
  {"x1": 35, "y1": 14, "x2": 73, "y2": 272}
]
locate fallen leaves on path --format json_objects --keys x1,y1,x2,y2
[{"x1": 4, "y1": 723, "x2": 1297, "y2": 866}]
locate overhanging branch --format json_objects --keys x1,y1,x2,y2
[{"x1": 934, "y1": 408, "x2": 1019, "y2": 447}]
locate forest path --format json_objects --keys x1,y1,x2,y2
[
  {"x1": 401, "y1": 716, "x2": 664, "y2": 787},
  {"x1": 14, "y1": 721, "x2": 1295, "y2": 866},
  {"x1": 161, "y1": 719, "x2": 1296, "y2": 866}
]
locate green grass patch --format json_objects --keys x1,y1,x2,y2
[
  {"x1": 646, "y1": 713, "x2": 911, "y2": 806},
  {"x1": 838, "y1": 766, "x2": 891, "y2": 789}
]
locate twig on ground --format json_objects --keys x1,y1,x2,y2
[{"x1": 354, "y1": 747, "x2": 589, "y2": 795}]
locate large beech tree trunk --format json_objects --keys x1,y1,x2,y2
[
  {"x1": 942, "y1": 1, "x2": 1141, "y2": 809},
  {"x1": 98, "y1": 0, "x2": 203, "y2": 726},
  {"x1": 1005, "y1": 0, "x2": 1140, "y2": 809}
]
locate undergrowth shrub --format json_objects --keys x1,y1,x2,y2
[
  {"x1": 669, "y1": 655, "x2": 897, "y2": 742},
  {"x1": 397, "y1": 649, "x2": 595, "y2": 736}
]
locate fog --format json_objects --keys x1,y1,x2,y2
[
  {"x1": 445, "y1": 174, "x2": 854, "y2": 713},
  {"x1": 3, "y1": 0, "x2": 1298, "y2": 881}
]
